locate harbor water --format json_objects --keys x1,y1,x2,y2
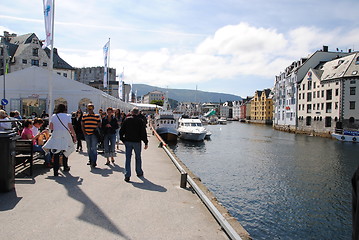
[{"x1": 169, "y1": 122, "x2": 359, "y2": 239}]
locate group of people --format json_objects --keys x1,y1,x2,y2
[
  {"x1": 75, "y1": 103, "x2": 148, "y2": 182},
  {"x1": 0, "y1": 104, "x2": 149, "y2": 181}
]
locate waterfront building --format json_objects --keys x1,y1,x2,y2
[
  {"x1": 143, "y1": 90, "x2": 165, "y2": 104},
  {"x1": 232, "y1": 101, "x2": 241, "y2": 120},
  {"x1": 273, "y1": 46, "x2": 350, "y2": 132},
  {"x1": 75, "y1": 67, "x2": 118, "y2": 98},
  {"x1": 220, "y1": 102, "x2": 232, "y2": 119},
  {"x1": 239, "y1": 97, "x2": 253, "y2": 120},
  {"x1": 297, "y1": 52, "x2": 359, "y2": 135},
  {"x1": 0, "y1": 31, "x2": 75, "y2": 79},
  {"x1": 250, "y1": 89, "x2": 273, "y2": 124}
]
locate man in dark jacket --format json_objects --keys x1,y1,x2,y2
[{"x1": 120, "y1": 107, "x2": 148, "y2": 182}]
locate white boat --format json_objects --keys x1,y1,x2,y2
[
  {"x1": 154, "y1": 94, "x2": 179, "y2": 142},
  {"x1": 178, "y1": 118, "x2": 207, "y2": 141},
  {"x1": 218, "y1": 118, "x2": 227, "y2": 125},
  {"x1": 154, "y1": 112, "x2": 178, "y2": 142},
  {"x1": 332, "y1": 130, "x2": 359, "y2": 142}
]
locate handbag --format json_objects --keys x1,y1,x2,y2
[{"x1": 56, "y1": 114, "x2": 76, "y2": 143}]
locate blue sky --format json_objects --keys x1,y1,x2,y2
[{"x1": 1, "y1": 0, "x2": 359, "y2": 98}]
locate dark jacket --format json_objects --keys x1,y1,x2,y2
[
  {"x1": 120, "y1": 114, "x2": 148, "y2": 144},
  {"x1": 101, "y1": 116, "x2": 119, "y2": 135},
  {"x1": 72, "y1": 115, "x2": 84, "y2": 140}
]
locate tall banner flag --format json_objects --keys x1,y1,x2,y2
[
  {"x1": 103, "y1": 40, "x2": 110, "y2": 88},
  {"x1": 118, "y1": 70, "x2": 124, "y2": 100},
  {"x1": 42, "y1": 0, "x2": 53, "y2": 49}
]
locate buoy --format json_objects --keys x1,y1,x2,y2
[{"x1": 341, "y1": 136, "x2": 345, "y2": 140}]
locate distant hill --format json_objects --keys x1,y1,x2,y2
[{"x1": 132, "y1": 84, "x2": 242, "y2": 102}]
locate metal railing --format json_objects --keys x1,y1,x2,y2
[{"x1": 150, "y1": 121, "x2": 243, "y2": 240}]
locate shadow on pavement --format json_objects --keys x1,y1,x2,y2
[
  {"x1": 48, "y1": 172, "x2": 130, "y2": 239},
  {"x1": 130, "y1": 176, "x2": 167, "y2": 192},
  {"x1": 0, "y1": 189, "x2": 23, "y2": 211}
]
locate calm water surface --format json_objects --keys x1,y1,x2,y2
[{"x1": 169, "y1": 122, "x2": 359, "y2": 240}]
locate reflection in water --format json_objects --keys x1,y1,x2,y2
[{"x1": 169, "y1": 122, "x2": 359, "y2": 240}]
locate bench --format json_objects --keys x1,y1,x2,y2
[{"x1": 15, "y1": 139, "x2": 34, "y2": 176}]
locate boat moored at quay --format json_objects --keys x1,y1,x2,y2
[
  {"x1": 332, "y1": 129, "x2": 359, "y2": 142},
  {"x1": 178, "y1": 118, "x2": 207, "y2": 141}
]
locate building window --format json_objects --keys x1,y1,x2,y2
[
  {"x1": 299, "y1": 94, "x2": 301, "y2": 100},
  {"x1": 356, "y1": 57, "x2": 359, "y2": 64},
  {"x1": 326, "y1": 89, "x2": 332, "y2": 100},
  {"x1": 307, "y1": 104, "x2": 312, "y2": 113},
  {"x1": 351, "y1": 80, "x2": 356, "y2": 84},
  {"x1": 313, "y1": 104, "x2": 316, "y2": 110},
  {"x1": 22, "y1": 59, "x2": 27, "y2": 64},
  {"x1": 317, "y1": 103, "x2": 320, "y2": 110},
  {"x1": 57, "y1": 72, "x2": 61, "y2": 75},
  {"x1": 43, "y1": 62, "x2": 47, "y2": 67},
  {"x1": 321, "y1": 90, "x2": 324, "y2": 98},
  {"x1": 63, "y1": 73, "x2": 67, "y2": 77},
  {"x1": 325, "y1": 117, "x2": 332, "y2": 127},
  {"x1": 326, "y1": 102, "x2": 332, "y2": 113},
  {"x1": 321, "y1": 103, "x2": 324, "y2": 110},
  {"x1": 317, "y1": 91, "x2": 320, "y2": 98},
  {"x1": 306, "y1": 116, "x2": 311, "y2": 126},
  {"x1": 350, "y1": 87, "x2": 356, "y2": 95},
  {"x1": 299, "y1": 105, "x2": 301, "y2": 110},
  {"x1": 335, "y1": 102, "x2": 338, "y2": 109},
  {"x1": 307, "y1": 92, "x2": 312, "y2": 102},
  {"x1": 32, "y1": 48, "x2": 39, "y2": 56},
  {"x1": 350, "y1": 101, "x2": 356, "y2": 110},
  {"x1": 31, "y1": 59, "x2": 39, "y2": 66}
]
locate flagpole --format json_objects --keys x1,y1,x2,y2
[
  {"x1": 107, "y1": 38, "x2": 110, "y2": 94},
  {"x1": 49, "y1": 0, "x2": 55, "y2": 115}
]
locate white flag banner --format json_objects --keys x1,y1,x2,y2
[
  {"x1": 42, "y1": 0, "x2": 53, "y2": 49},
  {"x1": 118, "y1": 72, "x2": 124, "y2": 100},
  {"x1": 103, "y1": 40, "x2": 110, "y2": 88}
]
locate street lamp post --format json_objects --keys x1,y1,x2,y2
[{"x1": 0, "y1": 42, "x2": 8, "y2": 109}]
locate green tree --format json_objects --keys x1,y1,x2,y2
[{"x1": 150, "y1": 100, "x2": 164, "y2": 106}]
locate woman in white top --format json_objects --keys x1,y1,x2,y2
[{"x1": 43, "y1": 104, "x2": 76, "y2": 176}]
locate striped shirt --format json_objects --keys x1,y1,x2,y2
[{"x1": 82, "y1": 113, "x2": 100, "y2": 135}]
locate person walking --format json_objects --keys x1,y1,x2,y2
[
  {"x1": 42, "y1": 104, "x2": 76, "y2": 176},
  {"x1": 81, "y1": 103, "x2": 101, "y2": 168},
  {"x1": 72, "y1": 109, "x2": 84, "y2": 152},
  {"x1": 102, "y1": 107, "x2": 119, "y2": 165},
  {"x1": 120, "y1": 107, "x2": 148, "y2": 182}
]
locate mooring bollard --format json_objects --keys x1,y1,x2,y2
[{"x1": 180, "y1": 172, "x2": 187, "y2": 189}]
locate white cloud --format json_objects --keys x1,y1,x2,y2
[{"x1": 59, "y1": 22, "x2": 358, "y2": 92}]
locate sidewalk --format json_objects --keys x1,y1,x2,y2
[{"x1": 0, "y1": 131, "x2": 229, "y2": 240}]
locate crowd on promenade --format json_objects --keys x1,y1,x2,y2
[{"x1": 0, "y1": 104, "x2": 149, "y2": 182}]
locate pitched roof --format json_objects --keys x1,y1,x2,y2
[
  {"x1": 44, "y1": 47, "x2": 75, "y2": 70},
  {"x1": 318, "y1": 53, "x2": 358, "y2": 81}
]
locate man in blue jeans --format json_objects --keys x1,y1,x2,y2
[
  {"x1": 120, "y1": 107, "x2": 148, "y2": 182},
  {"x1": 81, "y1": 103, "x2": 101, "y2": 168}
]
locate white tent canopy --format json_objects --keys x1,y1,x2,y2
[{"x1": 1, "y1": 66, "x2": 132, "y2": 115}]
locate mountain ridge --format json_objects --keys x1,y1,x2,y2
[{"x1": 132, "y1": 84, "x2": 242, "y2": 102}]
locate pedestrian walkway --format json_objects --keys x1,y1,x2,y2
[{"x1": 0, "y1": 131, "x2": 229, "y2": 240}]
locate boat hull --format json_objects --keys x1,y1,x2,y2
[
  {"x1": 156, "y1": 127, "x2": 178, "y2": 142},
  {"x1": 178, "y1": 131, "x2": 206, "y2": 141},
  {"x1": 332, "y1": 133, "x2": 358, "y2": 142}
]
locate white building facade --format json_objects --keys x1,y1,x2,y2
[{"x1": 273, "y1": 46, "x2": 349, "y2": 132}]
